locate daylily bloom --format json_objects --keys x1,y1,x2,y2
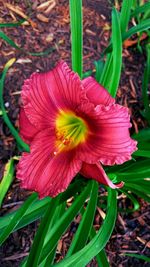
[{"x1": 17, "y1": 61, "x2": 137, "y2": 198}]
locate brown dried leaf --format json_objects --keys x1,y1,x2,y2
[
  {"x1": 44, "y1": 1, "x2": 56, "y2": 15},
  {"x1": 37, "y1": 0, "x2": 54, "y2": 11},
  {"x1": 36, "y1": 13, "x2": 49, "y2": 23},
  {"x1": 5, "y1": 3, "x2": 36, "y2": 28}
]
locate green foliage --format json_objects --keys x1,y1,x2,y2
[
  {"x1": 0, "y1": 58, "x2": 30, "y2": 152},
  {"x1": 0, "y1": 158, "x2": 14, "y2": 207},
  {"x1": 52, "y1": 189, "x2": 117, "y2": 267},
  {"x1": 0, "y1": 193, "x2": 37, "y2": 245},
  {"x1": 69, "y1": 0, "x2": 83, "y2": 78},
  {"x1": 141, "y1": 44, "x2": 150, "y2": 124},
  {"x1": 124, "y1": 253, "x2": 150, "y2": 262},
  {"x1": 108, "y1": 8, "x2": 122, "y2": 97},
  {"x1": 66, "y1": 181, "x2": 98, "y2": 257}
]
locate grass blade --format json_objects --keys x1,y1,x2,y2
[
  {"x1": 0, "y1": 158, "x2": 14, "y2": 207},
  {"x1": 0, "y1": 31, "x2": 54, "y2": 57},
  {"x1": 90, "y1": 227, "x2": 110, "y2": 267},
  {"x1": 0, "y1": 179, "x2": 86, "y2": 232},
  {"x1": 0, "y1": 19, "x2": 26, "y2": 28},
  {"x1": 0, "y1": 58, "x2": 30, "y2": 152},
  {"x1": 22, "y1": 180, "x2": 92, "y2": 266},
  {"x1": 69, "y1": 0, "x2": 83, "y2": 77},
  {"x1": 109, "y1": 8, "x2": 122, "y2": 97},
  {"x1": 131, "y1": 2, "x2": 150, "y2": 18},
  {"x1": 120, "y1": 0, "x2": 133, "y2": 32},
  {"x1": 124, "y1": 253, "x2": 150, "y2": 262},
  {"x1": 0, "y1": 193, "x2": 37, "y2": 245},
  {"x1": 99, "y1": 53, "x2": 113, "y2": 89},
  {"x1": 25, "y1": 196, "x2": 60, "y2": 267},
  {"x1": 123, "y1": 19, "x2": 150, "y2": 42},
  {"x1": 94, "y1": 60, "x2": 104, "y2": 83},
  {"x1": 104, "y1": 19, "x2": 150, "y2": 55},
  {"x1": 53, "y1": 188, "x2": 117, "y2": 267},
  {"x1": 67, "y1": 181, "x2": 98, "y2": 256}
]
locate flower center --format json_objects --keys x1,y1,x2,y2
[{"x1": 55, "y1": 110, "x2": 88, "y2": 154}]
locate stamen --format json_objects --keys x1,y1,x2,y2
[{"x1": 55, "y1": 110, "x2": 88, "y2": 154}]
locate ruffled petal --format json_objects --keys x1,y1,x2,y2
[
  {"x1": 17, "y1": 129, "x2": 82, "y2": 198},
  {"x1": 80, "y1": 162, "x2": 124, "y2": 188},
  {"x1": 78, "y1": 104, "x2": 137, "y2": 165},
  {"x1": 22, "y1": 61, "x2": 89, "y2": 130},
  {"x1": 19, "y1": 108, "x2": 38, "y2": 144},
  {"x1": 82, "y1": 77, "x2": 115, "y2": 106}
]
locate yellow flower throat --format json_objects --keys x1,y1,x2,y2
[{"x1": 55, "y1": 111, "x2": 88, "y2": 154}]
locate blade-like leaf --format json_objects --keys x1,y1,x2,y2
[
  {"x1": 0, "y1": 158, "x2": 14, "y2": 207},
  {"x1": 104, "y1": 19, "x2": 150, "y2": 55},
  {"x1": 94, "y1": 60, "x2": 104, "y2": 83},
  {"x1": 99, "y1": 53, "x2": 113, "y2": 89},
  {"x1": 69, "y1": 0, "x2": 83, "y2": 77},
  {"x1": 0, "y1": 19, "x2": 26, "y2": 28},
  {"x1": 90, "y1": 227, "x2": 110, "y2": 267},
  {"x1": 43, "y1": 203, "x2": 66, "y2": 267},
  {"x1": 131, "y1": 2, "x2": 150, "y2": 18},
  {"x1": 132, "y1": 128, "x2": 150, "y2": 142},
  {"x1": 0, "y1": 58, "x2": 30, "y2": 152},
  {"x1": 120, "y1": 0, "x2": 133, "y2": 32},
  {"x1": 124, "y1": 253, "x2": 150, "y2": 262},
  {"x1": 21, "y1": 180, "x2": 92, "y2": 266},
  {"x1": 0, "y1": 178, "x2": 86, "y2": 232},
  {"x1": 0, "y1": 193, "x2": 37, "y2": 245},
  {"x1": 24, "y1": 196, "x2": 60, "y2": 267},
  {"x1": 67, "y1": 181, "x2": 98, "y2": 256},
  {"x1": 109, "y1": 8, "x2": 122, "y2": 97},
  {"x1": 0, "y1": 31, "x2": 55, "y2": 57},
  {"x1": 53, "y1": 189, "x2": 117, "y2": 267}
]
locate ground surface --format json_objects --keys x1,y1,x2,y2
[{"x1": 0, "y1": 0, "x2": 150, "y2": 266}]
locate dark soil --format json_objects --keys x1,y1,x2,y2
[{"x1": 0, "y1": 0, "x2": 150, "y2": 266}]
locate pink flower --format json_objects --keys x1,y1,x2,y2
[{"x1": 17, "y1": 61, "x2": 137, "y2": 198}]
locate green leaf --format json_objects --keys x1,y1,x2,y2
[
  {"x1": 0, "y1": 197, "x2": 51, "y2": 232},
  {"x1": 0, "y1": 31, "x2": 55, "y2": 57},
  {"x1": 122, "y1": 19, "x2": 150, "y2": 42},
  {"x1": 69, "y1": 0, "x2": 83, "y2": 77},
  {"x1": 94, "y1": 60, "x2": 104, "y2": 83},
  {"x1": 130, "y1": 2, "x2": 150, "y2": 19},
  {"x1": 0, "y1": 178, "x2": 86, "y2": 232},
  {"x1": 24, "y1": 196, "x2": 60, "y2": 267},
  {"x1": 0, "y1": 58, "x2": 30, "y2": 152},
  {"x1": 22, "y1": 180, "x2": 92, "y2": 266},
  {"x1": 124, "y1": 188, "x2": 150, "y2": 203},
  {"x1": 43, "y1": 203, "x2": 66, "y2": 267},
  {"x1": 0, "y1": 19, "x2": 26, "y2": 28},
  {"x1": 90, "y1": 228, "x2": 110, "y2": 267},
  {"x1": 132, "y1": 128, "x2": 150, "y2": 141},
  {"x1": 0, "y1": 158, "x2": 14, "y2": 207},
  {"x1": 108, "y1": 8, "x2": 122, "y2": 97},
  {"x1": 0, "y1": 31, "x2": 20, "y2": 49},
  {"x1": 124, "y1": 253, "x2": 150, "y2": 262},
  {"x1": 133, "y1": 149, "x2": 150, "y2": 158},
  {"x1": 99, "y1": 53, "x2": 113, "y2": 89},
  {"x1": 67, "y1": 181, "x2": 98, "y2": 257},
  {"x1": 125, "y1": 182, "x2": 150, "y2": 195},
  {"x1": 0, "y1": 193, "x2": 37, "y2": 246},
  {"x1": 104, "y1": 19, "x2": 150, "y2": 55},
  {"x1": 53, "y1": 189, "x2": 117, "y2": 267},
  {"x1": 119, "y1": 189, "x2": 140, "y2": 212},
  {"x1": 141, "y1": 44, "x2": 150, "y2": 124},
  {"x1": 120, "y1": 0, "x2": 133, "y2": 32}
]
